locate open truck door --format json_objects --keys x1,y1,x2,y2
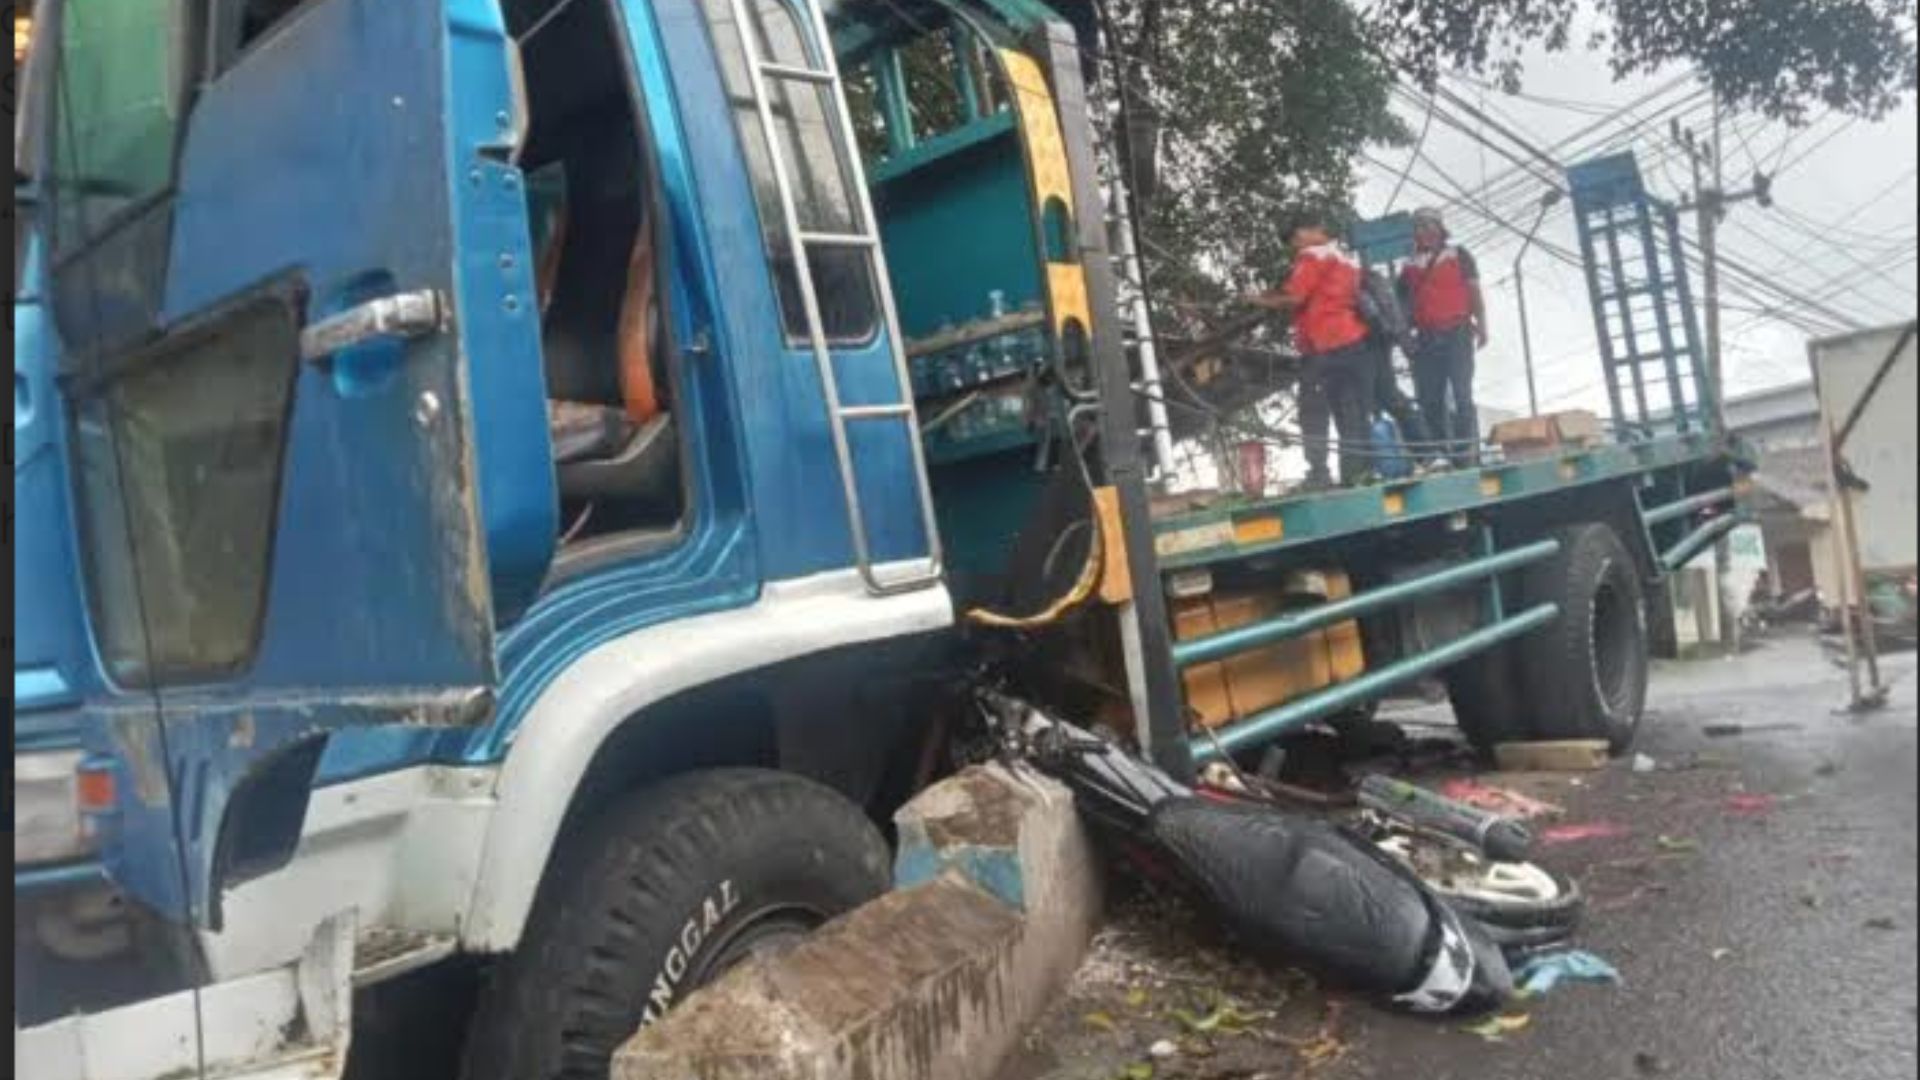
[{"x1": 38, "y1": 0, "x2": 548, "y2": 940}]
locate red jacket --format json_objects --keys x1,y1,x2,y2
[
  {"x1": 1283, "y1": 242, "x2": 1369, "y2": 356},
  {"x1": 1399, "y1": 245, "x2": 1479, "y2": 333}
]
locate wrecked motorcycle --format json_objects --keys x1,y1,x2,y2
[{"x1": 973, "y1": 689, "x2": 1516, "y2": 1016}]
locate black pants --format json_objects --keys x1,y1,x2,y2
[
  {"x1": 1413, "y1": 325, "x2": 1478, "y2": 465},
  {"x1": 1371, "y1": 341, "x2": 1431, "y2": 447},
  {"x1": 1299, "y1": 342, "x2": 1376, "y2": 485}
]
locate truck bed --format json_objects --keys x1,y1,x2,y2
[{"x1": 1150, "y1": 429, "x2": 1731, "y2": 571}]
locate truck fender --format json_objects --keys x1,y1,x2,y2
[{"x1": 460, "y1": 568, "x2": 951, "y2": 953}]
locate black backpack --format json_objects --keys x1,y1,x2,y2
[{"x1": 1356, "y1": 269, "x2": 1410, "y2": 347}]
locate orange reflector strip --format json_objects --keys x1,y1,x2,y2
[
  {"x1": 1234, "y1": 516, "x2": 1284, "y2": 545},
  {"x1": 1481, "y1": 475, "x2": 1503, "y2": 498},
  {"x1": 1383, "y1": 492, "x2": 1407, "y2": 516},
  {"x1": 75, "y1": 767, "x2": 117, "y2": 813}
]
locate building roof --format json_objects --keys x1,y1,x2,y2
[{"x1": 1750, "y1": 444, "x2": 1830, "y2": 511}]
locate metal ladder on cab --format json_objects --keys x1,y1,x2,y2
[{"x1": 723, "y1": 0, "x2": 945, "y2": 596}]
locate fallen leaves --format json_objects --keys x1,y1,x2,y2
[{"x1": 1462, "y1": 1012, "x2": 1532, "y2": 1042}]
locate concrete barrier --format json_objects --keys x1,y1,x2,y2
[{"x1": 614, "y1": 763, "x2": 1102, "y2": 1080}]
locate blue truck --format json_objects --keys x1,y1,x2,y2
[{"x1": 12, "y1": 1, "x2": 1745, "y2": 1077}]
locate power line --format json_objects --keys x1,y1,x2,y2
[{"x1": 1379, "y1": 92, "x2": 1437, "y2": 214}]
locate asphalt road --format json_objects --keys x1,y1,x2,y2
[{"x1": 1004, "y1": 633, "x2": 1919, "y2": 1080}]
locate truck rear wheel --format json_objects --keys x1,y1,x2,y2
[
  {"x1": 1518, "y1": 524, "x2": 1649, "y2": 752},
  {"x1": 1444, "y1": 640, "x2": 1531, "y2": 754},
  {"x1": 460, "y1": 769, "x2": 891, "y2": 1080}
]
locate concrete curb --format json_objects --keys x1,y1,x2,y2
[{"x1": 614, "y1": 763, "x2": 1102, "y2": 1080}]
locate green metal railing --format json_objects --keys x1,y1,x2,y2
[
  {"x1": 1643, "y1": 486, "x2": 1735, "y2": 527},
  {"x1": 1190, "y1": 603, "x2": 1562, "y2": 763},
  {"x1": 1174, "y1": 539, "x2": 1567, "y2": 763},
  {"x1": 1662, "y1": 513, "x2": 1741, "y2": 570},
  {"x1": 1172, "y1": 539, "x2": 1562, "y2": 670}
]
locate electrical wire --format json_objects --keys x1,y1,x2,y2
[{"x1": 1380, "y1": 91, "x2": 1436, "y2": 215}]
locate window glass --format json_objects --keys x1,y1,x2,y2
[
  {"x1": 697, "y1": 0, "x2": 878, "y2": 342},
  {"x1": 48, "y1": 0, "x2": 191, "y2": 252},
  {"x1": 237, "y1": 0, "x2": 310, "y2": 46},
  {"x1": 71, "y1": 294, "x2": 301, "y2": 686}
]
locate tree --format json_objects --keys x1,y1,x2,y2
[
  {"x1": 1097, "y1": 0, "x2": 1404, "y2": 300},
  {"x1": 1098, "y1": 0, "x2": 1917, "y2": 307},
  {"x1": 1370, "y1": 0, "x2": 1919, "y2": 124}
]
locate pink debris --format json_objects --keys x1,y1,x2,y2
[
  {"x1": 1540, "y1": 822, "x2": 1634, "y2": 845},
  {"x1": 1725, "y1": 794, "x2": 1777, "y2": 816},
  {"x1": 1439, "y1": 779, "x2": 1565, "y2": 821}
]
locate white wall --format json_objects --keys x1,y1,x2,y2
[{"x1": 1811, "y1": 326, "x2": 1919, "y2": 575}]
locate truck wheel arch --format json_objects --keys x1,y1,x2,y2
[{"x1": 459, "y1": 571, "x2": 952, "y2": 954}]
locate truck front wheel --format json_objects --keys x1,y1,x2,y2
[
  {"x1": 1519, "y1": 524, "x2": 1650, "y2": 753},
  {"x1": 460, "y1": 769, "x2": 891, "y2": 1080}
]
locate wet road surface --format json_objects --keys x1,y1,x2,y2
[{"x1": 1002, "y1": 634, "x2": 1919, "y2": 1080}]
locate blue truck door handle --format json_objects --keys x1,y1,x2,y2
[{"x1": 300, "y1": 288, "x2": 449, "y2": 364}]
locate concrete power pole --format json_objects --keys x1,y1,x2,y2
[{"x1": 1672, "y1": 91, "x2": 1774, "y2": 653}]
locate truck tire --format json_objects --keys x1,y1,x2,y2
[
  {"x1": 460, "y1": 769, "x2": 891, "y2": 1080},
  {"x1": 1517, "y1": 524, "x2": 1649, "y2": 753},
  {"x1": 1444, "y1": 641, "x2": 1530, "y2": 755}
]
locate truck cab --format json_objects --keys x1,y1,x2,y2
[
  {"x1": 15, "y1": 2, "x2": 1746, "y2": 1076},
  {"x1": 16, "y1": 0, "x2": 1142, "y2": 1075}
]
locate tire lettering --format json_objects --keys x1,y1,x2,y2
[{"x1": 642, "y1": 880, "x2": 740, "y2": 1026}]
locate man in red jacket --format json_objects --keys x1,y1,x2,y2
[
  {"x1": 1250, "y1": 214, "x2": 1376, "y2": 487},
  {"x1": 1399, "y1": 207, "x2": 1489, "y2": 466}
]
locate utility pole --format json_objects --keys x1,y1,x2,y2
[
  {"x1": 1671, "y1": 91, "x2": 1774, "y2": 654},
  {"x1": 1513, "y1": 189, "x2": 1564, "y2": 417}
]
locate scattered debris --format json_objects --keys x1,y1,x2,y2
[
  {"x1": 1361, "y1": 776, "x2": 1537, "y2": 860},
  {"x1": 1514, "y1": 950, "x2": 1622, "y2": 996},
  {"x1": 1119, "y1": 1063, "x2": 1155, "y2": 1080},
  {"x1": 1275, "y1": 1000, "x2": 1349, "y2": 1070},
  {"x1": 1864, "y1": 916, "x2": 1900, "y2": 932},
  {"x1": 1634, "y1": 1050, "x2": 1669, "y2": 1075},
  {"x1": 1814, "y1": 760, "x2": 1841, "y2": 778},
  {"x1": 1541, "y1": 822, "x2": 1633, "y2": 845},
  {"x1": 1656, "y1": 835, "x2": 1700, "y2": 855},
  {"x1": 1148, "y1": 1038, "x2": 1178, "y2": 1060},
  {"x1": 983, "y1": 692, "x2": 1517, "y2": 1018},
  {"x1": 1495, "y1": 740, "x2": 1609, "y2": 773},
  {"x1": 1462, "y1": 1012, "x2": 1532, "y2": 1042},
  {"x1": 1632, "y1": 753, "x2": 1658, "y2": 774},
  {"x1": 1725, "y1": 794, "x2": 1777, "y2": 815},
  {"x1": 1703, "y1": 722, "x2": 1805, "y2": 739},
  {"x1": 1084, "y1": 1011, "x2": 1117, "y2": 1032},
  {"x1": 1798, "y1": 889, "x2": 1823, "y2": 910},
  {"x1": 1168, "y1": 1002, "x2": 1259, "y2": 1035},
  {"x1": 1710, "y1": 948, "x2": 1733, "y2": 961},
  {"x1": 1436, "y1": 779, "x2": 1565, "y2": 822}
]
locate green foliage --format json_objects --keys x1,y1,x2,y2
[
  {"x1": 1371, "y1": 0, "x2": 1919, "y2": 125},
  {"x1": 1095, "y1": 0, "x2": 1916, "y2": 311},
  {"x1": 1102, "y1": 0, "x2": 1404, "y2": 298}
]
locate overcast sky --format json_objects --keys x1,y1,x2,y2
[{"x1": 1352, "y1": 26, "x2": 1919, "y2": 419}]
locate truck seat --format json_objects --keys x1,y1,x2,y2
[{"x1": 529, "y1": 122, "x2": 678, "y2": 518}]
